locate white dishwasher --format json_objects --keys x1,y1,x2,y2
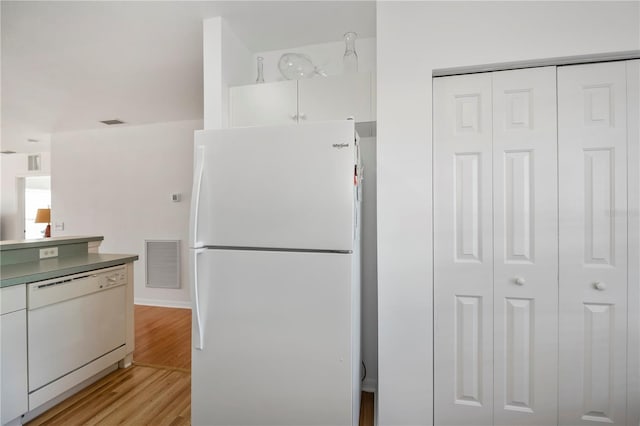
[{"x1": 27, "y1": 265, "x2": 127, "y2": 393}]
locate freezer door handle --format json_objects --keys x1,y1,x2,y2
[
  {"x1": 190, "y1": 145, "x2": 205, "y2": 248},
  {"x1": 192, "y1": 248, "x2": 206, "y2": 350}
]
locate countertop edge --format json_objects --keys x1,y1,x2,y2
[
  {"x1": 0, "y1": 236, "x2": 104, "y2": 251},
  {"x1": 1, "y1": 254, "x2": 139, "y2": 288}
]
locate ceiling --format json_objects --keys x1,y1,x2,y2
[{"x1": 1, "y1": 1, "x2": 376, "y2": 154}]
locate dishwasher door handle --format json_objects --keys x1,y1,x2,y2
[{"x1": 192, "y1": 248, "x2": 206, "y2": 350}]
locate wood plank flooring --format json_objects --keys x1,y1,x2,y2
[
  {"x1": 28, "y1": 305, "x2": 374, "y2": 425},
  {"x1": 133, "y1": 304, "x2": 192, "y2": 370},
  {"x1": 27, "y1": 365, "x2": 190, "y2": 426},
  {"x1": 359, "y1": 392, "x2": 375, "y2": 426}
]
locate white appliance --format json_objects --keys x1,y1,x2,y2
[
  {"x1": 27, "y1": 265, "x2": 128, "y2": 409},
  {"x1": 189, "y1": 120, "x2": 362, "y2": 426}
]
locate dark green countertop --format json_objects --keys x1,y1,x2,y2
[
  {"x1": 1, "y1": 253, "x2": 139, "y2": 287},
  {"x1": 0, "y1": 236, "x2": 103, "y2": 251}
]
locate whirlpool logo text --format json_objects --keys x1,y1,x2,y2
[{"x1": 332, "y1": 143, "x2": 350, "y2": 149}]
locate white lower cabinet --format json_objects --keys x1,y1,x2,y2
[
  {"x1": 434, "y1": 59, "x2": 638, "y2": 425},
  {"x1": 1, "y1": 285, "x2": 28, "y2": 425}
]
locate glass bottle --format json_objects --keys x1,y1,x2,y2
[
  {"x1": 342, "y1": 32, "x2": 358, "y2": 74},
  {"x1": 256, "y1": 56, "x2": 265, "y2": 83}
]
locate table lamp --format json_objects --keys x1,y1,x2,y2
[{"x1": 35, "y1": 208, "x2": 51, "y2": 238}]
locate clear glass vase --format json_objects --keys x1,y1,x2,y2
[{"x1": 342, "y1": 32, "x2": 358, "y2": 74}]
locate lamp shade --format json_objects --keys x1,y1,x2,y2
[{"x1": 35, "y1": 208, "x2": 51, "y2": 224}]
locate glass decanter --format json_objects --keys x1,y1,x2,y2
[
  {"x1": 256, "y1": 56, "x2": 265, "y2": 83},
  {"x1": 343, "y1": 32, "x2": 358, "y2": 73}
]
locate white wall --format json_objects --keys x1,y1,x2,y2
[
  {"x1": 203, "y1": 17, "x2": 252, "y2": 129},
  {"x1": 221, "y1": 19, "x2": 253, "y2": 127},
  {"x1": 51, "y1": 120, "x2": 201, "y2": 308},
  {"x1": 0, "y1": 152, "x2": 51, "y2": 240},
  {"x1": 203, "y1": 17, "x2": 223, "y2": 129},
  {"x1": 376, "y1": 2, "x2": 640, "y2": 424}
]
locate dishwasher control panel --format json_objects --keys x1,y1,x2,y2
[
  {"x1": 102, "y1": 269, "x2": 126, "y2": 289},
  {"x1": 28, "y1": 265, "x2": 128, "y2": 310}
]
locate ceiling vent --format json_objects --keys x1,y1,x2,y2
[
  {"x1": 1, "y1": 150, "x2": 17, "y2": 154},
  {"x1": 100, "y1": 119, "x2": 125, "y2": 125}
]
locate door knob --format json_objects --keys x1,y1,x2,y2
[
  {"x1": 298, "y1": 112, "x2": 307, "y2": 120},
  {"x1": 290, "y1": 114, "x2": 298, "y2": 121},
  {"x1": 593, "y1": 281, "x2": 607, "y2": 291},
  {"x1": 514, "y1": 277, "x2": 525, "y2": 286}
]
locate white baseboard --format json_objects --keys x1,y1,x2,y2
[
  {"x1": 362, "y1": 377, "x2": 377, "y2": 393},
  {"x1": 134, "y1": 298, "x2": 192, "y2": 309}
]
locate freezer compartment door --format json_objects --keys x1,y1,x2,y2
[
  {"x1": 191, "y1": 249, "x2": 357, "y2": 426},
  {"x1": 192, "y1": 120, "x2": 356, "y2": 251}
]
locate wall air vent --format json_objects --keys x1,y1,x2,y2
[
  {"x1": 145, "y1": 240, "x2": 181, "y2": 289},
  {"x1": 100, "y1": 119, "x2": 125, "y2": 125}
]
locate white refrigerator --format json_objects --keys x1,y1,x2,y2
[{"x1": 189, "y1": 120, "x2": 362, "y2": 426}]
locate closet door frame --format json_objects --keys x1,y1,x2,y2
[
  {"x1": 627, "y1": 59, "x2": 640, "y2": 426},
  {"x1": 433, "y1": 57, "x2": 639, "y2": 426}
]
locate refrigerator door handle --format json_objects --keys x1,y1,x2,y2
[
  {"x1": 190, "y1": 145, "x2": 205, "y2": 248},
  {"x1": 192, "y1": 247, "x2": 206, "y2": 350}
]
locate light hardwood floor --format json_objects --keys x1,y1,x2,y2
[
  {"x1": 26, "y1": 364, "x2": 190, "y2": 426},
  {"x1": 28, "y1": 305, "x2": 374, "y2": 425},
  {"x1": 133, "y1": 304, "x2": 192, "y2": 371}
]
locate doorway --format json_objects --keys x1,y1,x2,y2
[{"x1": 21, "y1": 176, "x2": 51, "y2": 239}]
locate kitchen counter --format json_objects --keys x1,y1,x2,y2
[
  {"x1": 0, "y1": 235, "x2": 138, "y2": 424},
  {"x1": 0, "y1": 236, "x2": 138, "y2": 287},
  {"x1": 1, "y1": 253, "x2": 139, "y2": 287},
  {"x1": 0, "y1": 235, "x2": 103, "y2": 251}
]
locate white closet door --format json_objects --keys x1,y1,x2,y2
[
  {"x1": 558, "y1": 62, "x2": 628, "y2": 426},
  {"x1": 626, "y1": 59, "x2": 640, "y2": 426},
  {"x1": 434, "y1": 73, "x2": 494, "y2": 426},
  {"x1": 492, "y1": 67, "x2": 558, "y2": 425}
]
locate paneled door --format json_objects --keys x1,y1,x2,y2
[
  {"x1": 626, "y1": 59, "x2": 640, "y2": 426},
  {"x1": 434, "y1": 73, "x2": 494, "y2": 426},
  {"x1": 492, "y1": 67, "x2": 558, "y2": 426},
  {"x1": 558, "y1": 61, "x2": 628, "y2": 426},
  {"x1": 434, "y1": 66, "x2": 558, "y2": 426}
]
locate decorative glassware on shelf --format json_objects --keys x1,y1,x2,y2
[
  {"x1": 255, "y1": 56, "x2": 265, "y2": 83},
  {"x1": 278, "y1": 53, "x2": 327, "y2": 80},
  {"x1": 342, "y1": 31, "x2": 358, "y2": 73}
]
